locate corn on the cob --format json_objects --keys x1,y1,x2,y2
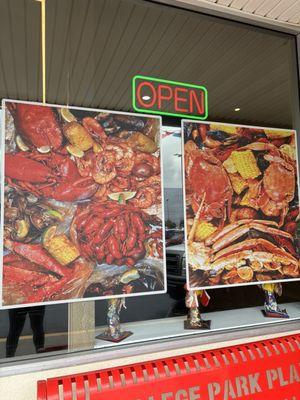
[
  {"x1": 264, "y1": 129, "x2": 293, "y2": 139},
  {"x1": 280, "y1": 144, "x2": 295, "y2": 160},
  {"x1": 223, "y1": 155, "x2": 237, "y2": 174},
  {"x1": 229, "y1": 173, "x2": 248, "y2": 194},
  {"x1": 209, "y1": 124, "x2": 237, "y2": 135},
  {"x1": 45, "y1": 234, "x2": 80, "y2": 265},
  {"x1": 231, "y1": 150, "x2": 261, "y2": 179},
  {"x1": 194, "y1": 221, "x2": 217, "y2": 242},
  {"x1": 240, "y1": 189, "x2": 259, "y2": 209}
]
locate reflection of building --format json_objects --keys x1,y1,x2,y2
[
  {"x1": 162, "y1": 128, "x2": 183, "y2": 227},
  {"x1": 164, "y1": 188, "x2": 184, "y2": 226}
]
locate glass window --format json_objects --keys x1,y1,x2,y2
[{"x1": 0, "y1": 0, "x2": 299, "y2": 363}]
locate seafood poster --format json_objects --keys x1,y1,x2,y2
[
  {"x1": 182, "y1": 120, "x2": 300, "y2": 290},
  {"x1": 1, "y1": 99, "x2": 166, "y2": 308}
]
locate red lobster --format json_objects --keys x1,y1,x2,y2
[
  {"x1": 7, "y1": 102, "x2": 63, "y2": 150},
  {"x1": 4, "y1": 241, "x2": 71, "y2": 278},
  {"x1": 5, "y1": 151, "x2": 98, "y2": 202},
  {"x1": 3, "y1": 242, "x2": 92, "y2": 304}
]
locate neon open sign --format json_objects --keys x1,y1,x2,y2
[{"x1": 132, "y1": 75, "x2": 208, "y2": 120}]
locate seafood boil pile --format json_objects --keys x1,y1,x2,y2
[
  {"x1": 184, "y1": 121, "x2": 300, "y2": 289},
  {"x1": 2, "y1": 101, "x2": 164, "y2": 306}
]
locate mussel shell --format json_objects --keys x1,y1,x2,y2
[
  {"x1": 27, "y1": 206, "x2": 54, "y2": 230},
  {"x1": 101, "y1": 117, "x2": 121, "y2": 134},
  {"x1": 238, "y1": 137, "x2": 252, "y2": 146},
  {"x1": 4, "y1": 206, "x2": 19, "y2": 221},
  {"x1": 120, "y1": 268, "x2": 140, "y2": 284},
  {"x1": 207, "y1": 130, "x2": 230, "y2": 142},
  {"x1": 26, "y1": 194, "x2": 38, "y2": 203},
  {"x1": 256, "y1": 153, "x2": 270, "y2": 172},
  {"x1": 83, "y1": 283, "x2": 104, "y2": 297},
  {"x1": 253, "y1": 131, "x2": 267, "y2": 140},
  {"x1": 11, "y1": 216, "x2": 31, "y2": 241},
  {"x1": 96, "y1": 112, "x2": 111, "y2": 121},
  {"x1": 126, "y1": 274, "x2": 161, "y2": 292},
  {"x1": 11, "y1": 195, "x2": 27, "y2": 211},
  {"x1": 184, "y1": 123, "x2": 194, "y2": 140},
  {"x1": 194, "y1": 136, "x2": 204, "y2": 149},
  {"x1": 29, "y1": 213, "x2": 48, "y2": 230}
]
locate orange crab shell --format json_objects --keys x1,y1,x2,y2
[
  {"x1": 186, "y1": 150, "x2": 233, "y2": 219},
  {"x1": 263, "y1": 161, "x2": 295, "y2": 203}
]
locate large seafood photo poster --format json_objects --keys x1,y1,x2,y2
[
  {"x1": 1, "y1": 99, "x2": 166, "y2": 308},
  {"x1": 182, "y1": 120, "x2": 300, "y2": 290}
]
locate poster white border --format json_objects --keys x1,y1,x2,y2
[
  {"x1": 1, "y1": 99, "x2": 167, "y2": 309},
  {"x1": 181, "y1": 118, "x2": 300, "y2": 291}
]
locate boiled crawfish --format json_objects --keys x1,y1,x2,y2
[
  {"x1": 5, "y1": 151, "x2": 98, "y2": 202},
  {"x1": 71, "y1": 201, "x2": 162, "y2": 267}
]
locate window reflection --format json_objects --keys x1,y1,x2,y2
[
  {"x1": 6, "y1": 306, "x2": 45, "y2": 357},
  {"x1": 162, "y1": 126, "x2": 184, "y2": 247}
]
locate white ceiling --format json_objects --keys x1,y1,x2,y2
[
  {"x1": 0, "y1": 0, "x2": 298, "y2": 129},
  {"x1": 205, "y1": 0, "x2": 300, "y2": 25}
]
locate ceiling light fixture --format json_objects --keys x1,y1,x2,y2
[{"x1": 234, "y1": 107, "x2": 241, "y2": 112}]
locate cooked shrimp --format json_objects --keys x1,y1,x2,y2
[
  {"x1": 131, "y1": 187, "x2": 156, "y2": 208},
  {"x1": 94, "y1": 184, "x2": 108, "y2": 200},
  {"x1": 92, "y1": 151, "x2": 116, "y2": 184},
  {"x1": 115, "y1": 144, "x2": 135, "y2": 176},
  {"x1": 137, "y1": 175, "x2": 161, "y2": 188},
  {"x1": 108, "y1": 176, "x2": 131, "y2": 192},
  {"x1": 105, "y1": 144, "x2": 124, "y2": 160}
]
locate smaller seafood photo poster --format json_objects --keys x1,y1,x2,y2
[
  {"x1": 182, "y1": 120, "x2": 300, "y2": 290},
  {"x1": 1, "y1": 99, "x2": 166, "y2": 308}
]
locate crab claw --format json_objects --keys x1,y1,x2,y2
[{"x1": 42, "y1": 177, "x2": 98, "y2": 202}]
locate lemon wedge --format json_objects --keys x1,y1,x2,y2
[
  {"x1": 37, "y1": 146, "x2": 51, "y2": 154},
  {"x1": 16, "y1": 135, "x2": 29, "y2": 151},
  {"x1": 264, "y1": 129, "x2": 293, "y2": 139},
  {"x1": 45, "y1": 210, "x2": 64, "y2": 221},
  {"x1": 60, "y1": 107, "x2": 77, "y2": 122},
  {"x1": 108, "y1": 191, "x2": 136, "y2": 202}
]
